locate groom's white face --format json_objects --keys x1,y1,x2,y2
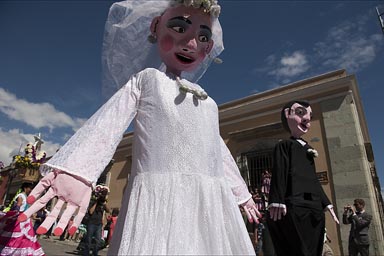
[{"x1": 285, "y1": 103, "x2": 312, "y2": 138}]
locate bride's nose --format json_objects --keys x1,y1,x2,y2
[{"x1": 182, "y1": 38, "x2": 197, "y2": 52}]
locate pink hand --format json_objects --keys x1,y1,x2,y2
[
  {"x1": 18, "y1": 170, "x2": 92, "y2": 235},
  {"x1": 241, "y1": 198, "x2": 262, "y2": 224}
]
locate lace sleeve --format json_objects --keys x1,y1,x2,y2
[
  {"x1": 40, "y1": 73, "x2": 142, "y2": 185},
  {"x1": 220, "y1": 138, "x2": 251, "y2": 205}
]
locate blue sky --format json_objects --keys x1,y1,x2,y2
[{"x1": 0, "y1": 1, "x2": 383, "y2": 190}]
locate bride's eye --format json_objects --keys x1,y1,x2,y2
[
  {"x1": 199, "y1": 35, "x2": 208, "y2": 42},
  {"x1": 171, "y1": 26, "x2": 186, "y2": 33},
  {"x1": 167, "y1": 19, "x2": 189, "y2": 33},
  {"x1": 198, "y1": 30, "x2": 211, "y2": 42},
  {"x1": 199, "y1": 26, "x2": 212, "y2": 42}
]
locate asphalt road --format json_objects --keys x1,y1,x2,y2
[{"x1": 38, "y1": 237, "x2": 108, "y2": 256}]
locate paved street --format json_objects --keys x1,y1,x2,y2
[{"x1": 38, "y1": 237, "x2": 108, "y2": 256}]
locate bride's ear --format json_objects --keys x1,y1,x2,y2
[{"x1": 150, "y1": 16, "x2": 160, "y2": 36}]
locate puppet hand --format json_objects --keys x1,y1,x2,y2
[
  {"x1": 268, "y1": 205, "x2": 287, "y2": 221},
  {"x1": 241, "y1": 198, "x2": 262, "y2": 224},
  {"x1": 17, "y1": 170, "x2": 92, "y2": 236},
  {"x1": 328, "y1": 207, "x2": 340, "y2": 225}
]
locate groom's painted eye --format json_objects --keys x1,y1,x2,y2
[
  {"x1": 295, "y1": 108, "x2": 305, "y2": 116},
  {"x1": 293, "y1": 107, "x2": 309, "y2": 117}
]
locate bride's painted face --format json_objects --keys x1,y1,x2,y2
[
  {"x1": 285, "y1": 103, "x2": 312, "y2": 138},
  {"x1": 151, "y1": 5, "x2": 214, "y2": 75}
]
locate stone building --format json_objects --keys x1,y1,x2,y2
[{"x1": 104, "y1": 69, "x2": 383, "y2": 255}]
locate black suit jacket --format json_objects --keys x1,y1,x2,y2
[
  {"x1": 269, "y1": 138, "x2": 331, "y2": 211},
  {"x1": 343, "y1": 211, "x2": 372, "y2": 245}
]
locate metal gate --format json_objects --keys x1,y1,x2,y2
[{"x1": 238, "y1": 149, "x2": 273, "y2": 191}]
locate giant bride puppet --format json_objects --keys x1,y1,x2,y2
[{"x1": 19, "y1": 0, "x2": 261, "y2": 254}]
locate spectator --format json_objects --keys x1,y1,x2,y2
[
  {"x1": 66, "y1": 216, "x2": 76, "y2": 240},
  {"x1": 343, "y1": 198, "x2": 372, "y2": 256},
  {"x1": 261, "y1": 170, "x2": 271, "y2": 195},
  {"x1": 33, "y1": 206, "x2": 47, "y2": 238},
  {"x1": 105, "y1": 208, "x2": 119, "y2": 247},
  {"x1": 83, "y1": 191, "x2": 110, "y2": 256},
  {"x1": 60, "y1": 215, "x2": 75, "y2": 241},
  {"x1": 322, "y1": 228, "x2": 334, "y2": 256},
  {"x1": 0, "y1": 182, "x2": 44, "y2": 255},
  {"x1": 253, "y1": 189, "x2": 265, "y2": 212},
  {"x1": 254, "y1": 216, "x2": 265, "y2": 256}
]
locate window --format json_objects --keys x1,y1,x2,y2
[{"x1": 239, "y1": 149, "x2": 273, "y2": 191}]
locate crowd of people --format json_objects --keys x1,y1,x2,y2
[
  {"x1": 0, "y1": 182, "x2": 119, "y2": 255},
  {"x1": 0, "y1": 181, "x2": 373, "y2": 256}
]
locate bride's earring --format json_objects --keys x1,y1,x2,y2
[{"x1": 147, "y1": 34, "x2": 157, "y2": 44}]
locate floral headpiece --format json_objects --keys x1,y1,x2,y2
[{"x1": 174, "y1": 0, "x2": 221, "y2": 18}]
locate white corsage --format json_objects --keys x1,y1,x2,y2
[
  {"x1": 176, "y1": 77, "x2": 208, "y2": 100},
  {"x1": 307, "y1": 148, "x2": 319, "y2": 158}
]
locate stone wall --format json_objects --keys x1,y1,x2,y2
[{"x1": 322, "y1": 93, "x2": 384, "y2": 255}]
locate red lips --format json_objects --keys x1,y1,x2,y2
[{"x1": 175, "y1": 53, "x2": 195, "y2": 64}]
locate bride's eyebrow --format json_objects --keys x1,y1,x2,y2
[
  {"x1": 169, "y1": 16, "x2": 192, "y2": 24},
  {"x1": 200, "y1": 25, "x2": 212, "y2": 33},
  {"x1": 168, "y1": 16, "x2": 212, "y2": 34}
]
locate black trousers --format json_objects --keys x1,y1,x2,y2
[
  {"x1": 349, "y1": 239, "x2": 369, "y2": 256},
  {"x1": 267, "y1": 206, "x2": 325, "y2": 256}
]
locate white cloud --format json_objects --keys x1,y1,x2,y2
[
  {"x1": 0, "y1": 88, "x2": 86, "y2": 167},
  {"x1": 314, "y1": 20, "x2": 383, "y2": 73},
  {"x1": 266, "y1": 51, "x2": 310, "y2": 79},
  {"x1": 0, "y1": 88, "x2": 86, "y2": 132},
  {"x1": 255, "y1": 9, "x2": 383, "y2": 87},
  {"x1": 0, "y1": 128, "x2": 61, "y2": 166}
]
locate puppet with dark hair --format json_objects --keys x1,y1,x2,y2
[{"x1": 267, "y1": 100, "x2": 339, "y2": 256}]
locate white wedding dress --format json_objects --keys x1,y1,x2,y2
[{"x1": 42, "y1": 68, "x2": 255, "y2": 255}]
